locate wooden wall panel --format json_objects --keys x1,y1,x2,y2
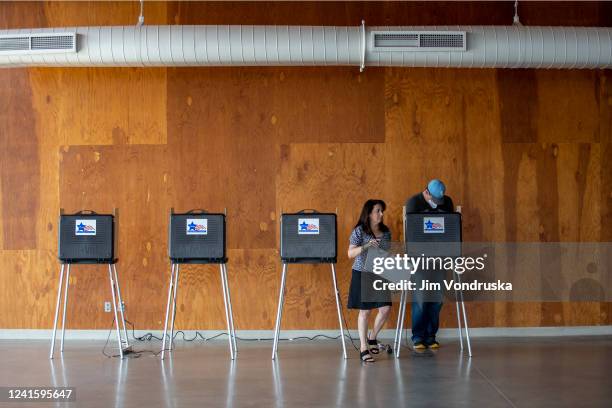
[
  {"x1": 58, "y1": 145, "x2": 169, "y2": 329},
  {"x1": 384, "y1": 68, "x2": 503, "y2": 328},
  {"x1": 384, "y1": 68, "x2": 503, "y2": 240},
  {"x1": 497, "y1": 146, "x2": 543, "y2": 327},
  {"x1": 0, "y1": 250, "x2": 56, "y2": 329},
  {"x1": 43, "y1": 1, "x2": 168, "y2": 27},
  {"x1": 536, "y1": 71, "x2": 601, "y2": 143},
  {"x1": 166, "y1": 68, "x2": 279, "y2": 251},
  {"x1": 600, "y1": 71, "x2": 612, "y2": 324},
  {"x1": 277, "y1": 143, "x2": 387, "y2": 328},
  {"x1": 554, "y1": 143, "x2": 601, "y2": 326},
  {"x1": 0, "y1": 158, "x2": 3, "y2": 250},
  {"x1": 497, "y1": 70, "x2": 538, "y2": 143},
  {"x1": 0, "y1": 0, "x2": 46, "y2": 253},
  {"x1": 25, "y1": 66, "x2": 168, "y2": 260},
  {"x1": 220, "y1": 249, "x2": 279, "y2": 330},
  {"x1": 26, "y1": 69, "x2": 167, "y2": 146},
  {"x1": 168, "y1": 1, "x2": 606, "y2": 27},
  {"x1": 269, "y1": 69, "x2": 385, "y2": 144},
  {"x1": 556, "y1": 144, "x2": 601, "y2": 243},
  {"x1": 0, "y1": 1, "x2": 46, "y2": 29},
  {"x1": 0, "y1": 69, "x2": 40, "y2": 250},
  {"x1": 0, "y1": 1, "x2": 610, "y2": 330},
  {"x1": 29, "y1": 70, "x2": 61, "y2": 253}
]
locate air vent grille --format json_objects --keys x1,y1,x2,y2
[
  {"x1": 420, "y1": 33, "x2": 464, "y2": 48},
  {"x1": 31, "y1": 35, "x2": 75, "y2": 50},
  {"x1": 0, "y1": 37, "x2": 30, "y2": 51},
  {"x1": 371, "y1": 30, "x2": 466, "y2": 52},
  {"x1": 0, "y1": 32, "x2": 76, "y2": 55},
  {"x1": 374, "y1": 33, "x2": 418, "y2": 47}
]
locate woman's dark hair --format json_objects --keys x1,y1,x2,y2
[{"x1": 354, "y1": 199, "x2": 389, "y2": 236}]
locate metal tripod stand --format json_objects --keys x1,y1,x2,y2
[
  {"x1": 161, "y1": 262, "x2": 237, "y2": 360},
  {"x1": 50, "y1": 262, "x2": 129, "y2": 359}
]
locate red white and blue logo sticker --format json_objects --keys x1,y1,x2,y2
[
  {"x1": 423, "y1": 217, "x2": 445, "y2": 234},
  {"x1": 75, "y1": 219, "x2": 97, "y2": 236},
  {"x1": 187, "y1": 218, "x2": 208, "y2": 235},
  {"x1": 298, "y1": 218, "x2": 320, "y2": 235}
]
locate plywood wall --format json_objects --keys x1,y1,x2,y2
[{"x1": 0, "y1": 1, "x2": 610, "y2": 330}]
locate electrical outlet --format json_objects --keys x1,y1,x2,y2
[{"x1": 104, "y1": 301, "x2": 111, "y2": 313}]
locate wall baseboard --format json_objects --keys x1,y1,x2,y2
[{"x1": 1, "y1": 326, "x2": 611, "y2": 340}]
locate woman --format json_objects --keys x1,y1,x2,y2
[{"x1": 347, "y1": 199, "x2": 392, "y2": 362}]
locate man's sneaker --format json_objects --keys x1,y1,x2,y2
[
  {"x1": 428, "y1": 341, "x2": 440, "y2": 349},
  {"x1": 413, "y1": 342, "x2": 427, "y2": 350}
]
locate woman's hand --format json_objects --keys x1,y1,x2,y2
[
  {"x1": 348, "y1": 239, "x2": 380, "y2": 258},
  {"x1": 364, "y1": 239, "x2": 380, "y2": 249}
]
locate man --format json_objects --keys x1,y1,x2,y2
[{"x1": 405, "y1": 179, "x2": 454, "y2": 350}]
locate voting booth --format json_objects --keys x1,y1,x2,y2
[
  {"x1": 51, "y1": 210, "x2": 130, "y2": 359},
  {"x1": 58, "y1": 213, "x2": 115, "y2": 263},
  {"x1": 161, "y1": 209, "x2": 236, "y2": 360},
  {"x1": 393, "y1": 210, "x2": 472, "y2": 357},
  {"x1": 404, "y1": 212, "x2": 462, "y2": 257},
  {"x1": 168, "y1": 212, "x2": 227, "y2": 263},
  {"x1": 280, "y1": 212, "x2": 337, "y2": 263},
  {"x1": 272, "y1": 211, "x2": 346, "y2": 359}
]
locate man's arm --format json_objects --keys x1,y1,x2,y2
[
  {"x1": 405, "y1": 195, "x2": 419, "y2": 213},
  {"x1": 446, "y1": 196, "x2": 455, "y2": 212}
]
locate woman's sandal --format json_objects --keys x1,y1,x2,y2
[
  {"x1": 368, "y1": 338, "x2": 380, "y2": 354},
  {"x1": 360, "y1": 350, "x2": 374, "y2": 362}
]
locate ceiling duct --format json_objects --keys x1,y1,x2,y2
[{"x1": 0, "y1": 25, "x2": 610, "y2": 69}]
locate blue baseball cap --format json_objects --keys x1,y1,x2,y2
[{"x1": 427, "y1": 179, "x2": 446, "y2": 205}]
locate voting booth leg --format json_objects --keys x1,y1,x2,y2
[
  {"x1": 393, "y1": 291, "x2": 400, "y2": 351},
  {"x1": 220, "y1": 264, "x2": 236, "y2": 360},
  {"x1": 59, "y1": 264, "x2": 71, "y2": 352},
  {"x1": 460, "y1": 300, "x2": 472, "y2": 357},
  {"x1": 395, "y1": 209, "x2": 409, "y2": 358},
  {"x1": 456, "y1": 272, "x2": 472, "y2": 357},
  {"x1": 395, "y1": 291, "x2": 408, "y2": 358},
  {"x1": 112, "y1": 264, "x2": 130, "y2": 349},
  {"x1": 161, "y1": 263, "x2": 177, "y2": 359},
  {"x1": 107, "y1": 265, "x2": 125, "y2": 359},
  {"x1": 271, "y1": 263, "x2": 288, "y2": 360},
  {"x1": 394, "y1": 292, "x2": 472, "y2": 358},
  {"x1": 330, "y1": 264, "x2": 347, "y2": 360},
  {"x1": 224, "y1": 264, "x2": 238, "y2": 356},
  {"x1": 49, "y1": 264, "x2": 66, "y2": 359},
  {"x1": 169, "y1": 264, "x2": 181, "y2": 351},
  {"x1": 395, "y1": 208, "x2": 408, "y2": 356},
  {"x1": 50, "y1": 263, "x2": 127, "y2": 359},
  {"x1": 222, "y1": 264, "x2": 238, "y2": 358},
  {"x1": 454, "y1": 285, "x2": 464, "y2": 351},
  {"x1": 393, "y1": 289, "x2": 407, "y2": 355}
]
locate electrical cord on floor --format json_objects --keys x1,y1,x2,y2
[
  {"x1": 102, "y1": 317, "x2": 140, "y2": 359},
  {"x1": 101, "y1": 317, "x2": 360, "y2": 359},
  {"x1": 124, "y1": 319, "x2": 351, "y2": 343},
  {"x1": 102, "y1": 317, "x2": 164, "y2": 359},
  {"x1": 337, "y1": 294, "x2": 361, "y2": 353},
  {"x1": 335, "y1": 287, "x2": 397, "y2": 355},
  {"x1": 101, "y1": 317, "x2": 116, "y2": 358},
  {"x1": 102, "y1": 280, "x2": 382, "y2": 362}
]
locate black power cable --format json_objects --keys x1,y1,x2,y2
[
  {"x1": 101, "y1": 316, "x2": 360, "y2": 359},
  {"x1": 102, "y1": 283, "x2": 394, "y2": 359}
]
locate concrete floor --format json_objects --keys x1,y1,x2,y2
[{"x1": 0, "y1": 336, "x2": 611, "y2": 407}]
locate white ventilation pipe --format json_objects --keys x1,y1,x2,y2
[{"x1": 0, "y1": 24, "x2": 610, "y2": 69}]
